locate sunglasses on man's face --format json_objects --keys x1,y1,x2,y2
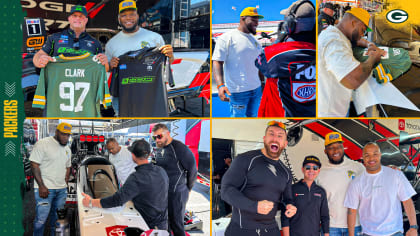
[
  {"x1": 304, "y1": 165, "x2": 319, "y2": 171},
  {"x1": 267, "y1": 120, "x2": 286, "y2": 130},
  {"x1": 152, "y1": 133, "x2": 164, "y2": 140}
]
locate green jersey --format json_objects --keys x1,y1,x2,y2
[
  {"x1": 33, "y1": 53, "x2": 112, "y2": 117},
  {"x1": 353, "y1": 46, "x2": 412, "y2": 84}
]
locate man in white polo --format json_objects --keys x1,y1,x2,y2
[
  {"x1": 345, "y1": 142, "x2": 418, "y2": 236},
  {"x1": 106, "y1": 137, "x2": 136, "y2": 186}
]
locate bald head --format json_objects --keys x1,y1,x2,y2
[{"x1": 362, "y1": 142, "x2": 382, "y2": 174}]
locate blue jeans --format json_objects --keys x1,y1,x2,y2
[
  {"x1": 363, "y1": 233, "x2": 403, "y2": 236},
  {"x1": 229, "y1": 86, "x2": 262, "y2": 117},
  {"x1": 112, "y1": 97, "x2": 119, "y2": 117},
  {"x1": 322, "y1": 226, "x2": 362, "y2": 236},
  {"x1": 33, "y1": 188, "x2": 67, "y2": 236}
]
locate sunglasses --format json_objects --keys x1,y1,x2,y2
[
  {"x1": 152, "y1": 133, "x2": 165, "y2": 141},
  {"x1": 267, "y1": 120, "x2": 286, "y2": 130},
  {"x1": 304, "y1": 165, "x2": 319, "y2": 171}
]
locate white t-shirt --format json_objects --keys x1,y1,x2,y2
[
  {"x1": 318, "y1": 26, "x2": 361, "y2": 117},
  {"x1": 344, "y1": 166, "x2": 416, "y2": 235},
  {"x1": 29, "y1": 136, "x2": 71, "y2": 189},
  {"x1": 316, "y1": 157, "x2": 365, "y2": 228},
  {"x1": 105, "y1": 28, "x2": 165, "y2": 60},
  {"x1": 212, "y1": 29, "x2": 262, "y2": 93},
  {"x1": 109, "y1": 146, "x2": 137, "y2": 186}
]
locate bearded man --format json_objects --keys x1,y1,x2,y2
[
  {"x1": 105, "y1": 0, "x2": 174, "y2": 116},
  {"x1": 316, "y1": 132, "x2": 365, "y2": 236},
  {"x1": 221, "y1": 121, "x2": 297, "y2": 236}
]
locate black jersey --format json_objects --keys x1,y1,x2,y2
[
  {"x1": 110, "y1": 47, "x2": 173, "y2": 117},
  {"x1": 221, "y1": 150, "x2": 293, "y2": 230},
  {"x1": 255, "y1": 41, "x2": 316, "y2": 117},
  {"x1": 155, "y1": 139, "x2": 198, "y2": 192}
]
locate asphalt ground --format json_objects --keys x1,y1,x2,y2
[{"x1": 186, "y1": 181, "x2": 210, "y2": 236}]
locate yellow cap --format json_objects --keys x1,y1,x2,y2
[
  {"x1": 119, "y1": 0, "x2": 137, "y2": 14},
  {"x1": 346, "y1": 7, "x2": 372, "y2": 32},
  {"x1": 325, "y1": 132, "x2": 343, "y2": 146},
  {"x1": 240, "y1": 7, "x2": 264, "y2": 19},
  {"x1": 57, "y1": 123, "x2": 72, "y2": 134}
]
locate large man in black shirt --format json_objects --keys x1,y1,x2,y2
[
  {"x1": 152, "y1": 123, "x2": 198, "y2": 236},
  {"x1": 81, "y1": 139, "x2": 169, "y2": 230},
  {"x1": 221, "y1": 121, "x2": 297, "y2": 236}
]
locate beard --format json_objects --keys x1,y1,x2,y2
[
  {"x1": 263, "y1": 142, "x2": 282, "y2": 159},
  {"x1": 350, "y1": 29, "x2": 360, "y2": 48},
  {"x1": 246, "y1": 23, "x2": 257, "y2": 35},
  {"x1": 327, "y1": 154, "x2": 344, "y2": 165},
  {"x1": 120, "y1": 20, "x2": 138, "y2": 33},
  {"x1": 55, "y1": 135, "x2": 68, "y2": 146}
]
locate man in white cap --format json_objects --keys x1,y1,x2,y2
[{"x1": 212, "y1": 7, "x2": 265, "y2": 117}]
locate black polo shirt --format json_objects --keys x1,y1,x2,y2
[
  {"x1": 42, "y1": 28, "x2": 102, "y2": 57},
  {"x1": 281, "y1": 180, "x2": 329, "y2": 236},
  {"x1": 100, "y1": 163, "x2": 169, "y2": 229}
]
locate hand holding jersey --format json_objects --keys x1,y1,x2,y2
[
  {"x1": 36, "y1": 54, "x2": 54, "y2": 68},
  {"x1": 109, "y1": 44, "x2": 174, "y2": 69}
]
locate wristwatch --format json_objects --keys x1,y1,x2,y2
[
  {"x1": 89, "y1": 199, "x2": 92, "y2": 208},
  {"x1": 409, "y1": 225, "x2": 418, "y2": 230}
]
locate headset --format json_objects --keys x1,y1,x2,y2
[{"x1": 283, "y1": 0, "x2": 315, "y2": 35}]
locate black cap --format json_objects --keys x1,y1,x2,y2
[
  {"x1": 128, "y1": 139, "x2": 151, "y2": 158},
  {"x1": 323, "y1": 3, "x2": 334, "y2": 10},
  {"x1": 302, "y1": 155, "x2": 321, "y2": 168}
]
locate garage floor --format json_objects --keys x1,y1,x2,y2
[{"x1": 22, "y1": 179, "x2": 210, "y2": 236}]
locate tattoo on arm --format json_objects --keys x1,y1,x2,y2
[{"x1": 347, "y1": 208, "x2": 353, "y2": 215}]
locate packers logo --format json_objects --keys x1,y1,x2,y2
[
  {"x1": 348, "y1": 170, "x2": 355, "y2": 179},
  {"x1": 27, "y1": 36, "x2": 45, "y2": 48},
  {"x1": 386, "y1": 9, "x2": 408, "y2": 24},
  {"x1": 140, "y1": 41, "x2": 150, "y2": 48}
]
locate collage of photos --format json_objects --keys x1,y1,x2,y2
[{"x1": 0, "y1": 0, "x2": 419, "y2": 236}]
